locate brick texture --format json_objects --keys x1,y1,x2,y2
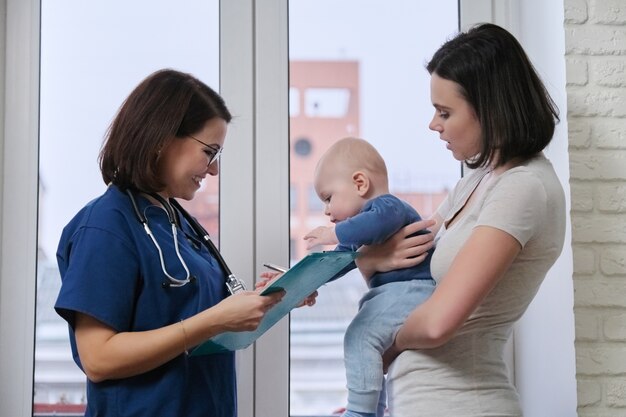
[{"x1": 567, "y1": 0, "x2": 626, "y2": 413}]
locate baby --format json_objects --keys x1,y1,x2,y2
[{"x1": 304, "y1": 137, "x2": 435, "y2": 417}]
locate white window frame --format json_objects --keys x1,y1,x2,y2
[
  {"x1": 0, "y1": 0, "x2": 40, "y2": 415},
  {"x1": 219, "y1": 2, "x2": 290, "y2": 415}
]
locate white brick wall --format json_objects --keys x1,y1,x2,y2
[{"x1": 566, "y1": 0, "x2": 626, "y2": 415}]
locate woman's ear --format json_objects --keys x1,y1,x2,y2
[{"x1": 352, "y1": 171, "x2": 370, "y2": 196}]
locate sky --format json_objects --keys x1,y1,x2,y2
[
  {"x1": 39, "y1": 0, "x2": 459, "y2": 259},
  {"x1": 288, "y1": 0, "x2": 460, "y2": 189},
  {"x1": 39, "y1": 0, "x2": 220, "y2": 258}
]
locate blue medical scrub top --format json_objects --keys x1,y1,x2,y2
[{"x1": 55, "y1": 185, "x2": 236, "y2": 417}]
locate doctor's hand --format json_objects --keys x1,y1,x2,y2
[
  {"x1": 257, "y1": 272, "x2": 318, "y2": 308},
  {"x1": 212, "y1": 290, "x2": 284, "y2": 333},
  {"x1": 356, "y1": 219, "x2": 436, "y2": 279},
  {"x1": 297, "y1": 290, "x2": 318, "y2": 308}
]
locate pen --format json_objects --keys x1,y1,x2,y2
[{"x1": 263, "y1": 263, "x2": 288, "y2": 273}]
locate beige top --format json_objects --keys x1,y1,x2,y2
[{"x1": 386, "y1": 153, "x2": 566, "y2": 417}]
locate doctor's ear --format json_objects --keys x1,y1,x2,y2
[{"x1": 352, "y1": 171, "x2": 370, "y2": 196}]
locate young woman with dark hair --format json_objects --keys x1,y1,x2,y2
[{"x1": 356, "y1": 24, "x2": 565, "y2": 416}]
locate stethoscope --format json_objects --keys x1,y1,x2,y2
[{"x1": 126, "y1": 188, "x2": 246, "y2": 294}]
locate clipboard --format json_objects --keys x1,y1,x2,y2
[{"x1": 190, "y1": 251, "x2": 357, "y2": 356}]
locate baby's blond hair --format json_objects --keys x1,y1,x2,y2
[{"x1": 316, "y1": 137, "x2": 389, "y2": 193}]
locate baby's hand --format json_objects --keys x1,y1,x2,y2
[{"x1": 303, "y1": 226, "x2": 338, "y2": 249}]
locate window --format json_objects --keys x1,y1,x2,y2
[
  {"x1": 305, "y1": 88, "x2": 351, "y2": 118},
  {"x1": 34, "y1": 1, "x2": 220, "y2": 414},
  {"x1": 288, "y1": 1, "x2": 459, "y2": 415},
  {"x1": 293, "y1": 137, "x2": 313, "y2": 157},
  {"x1": 290, "y1": 87, "x2": 301, "y2": 117},
  {"x1": 290, "y1": 184, "x2": 299, "y2": 211},
  {"x1": 307, "y1": 185, "x2": 325, "y2": 213}
]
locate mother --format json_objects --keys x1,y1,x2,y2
[{"x1": 358, "y1": 23, "x2": 565, "y2": 416}]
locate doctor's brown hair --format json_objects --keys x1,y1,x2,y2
[{"x1": 99, "y1": 69, "x2": 231, "y2": 192}]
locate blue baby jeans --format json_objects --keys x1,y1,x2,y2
[{"x1": 343, "y1": 279, "x2": 436, "y2": 415}]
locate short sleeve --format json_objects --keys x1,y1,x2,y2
[
  {"x1": 476, "y1": 171, "x2": 548, "y2": 247},
  {"x1": 55, "y1": 226, "x2": 140, "y2": 332}
]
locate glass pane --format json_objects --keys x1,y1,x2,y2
[
  {"x1": 288, "y1": 1, "x2": 459, "y2": 416},
  {"x1": 35, "y1": 1, "x2": 219, "y2": 414}
]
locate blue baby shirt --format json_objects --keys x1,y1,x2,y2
[{"x1": 334, "y1": 194, "x2": 433, "y2": 288}]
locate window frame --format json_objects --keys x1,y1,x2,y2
[
  {"x1": 0, "y1": 0, "x2": 40, "y2": 415},
  {"x1": 219, "y1": 2, "x2": 291, "y2": 416}
]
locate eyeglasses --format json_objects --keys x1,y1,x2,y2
[{"x1": 189, "y1": 134, "x2": 223, "y2": 166}]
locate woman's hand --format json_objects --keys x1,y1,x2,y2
[
  {"x1": 297, "y1": 290, "x2": 318, "y2": 307},
  {"x1": 382, "y1": 338, "x2": 403, "y2": 374},
  {"x1": 356, "y1": 218, "x2": 436, "y2": 279},
  {"x1": 73, "y1": 288, "x2": 285, "y2": 383},
  {"x1": 211, "y1": 290, "x2": 284, "y2": 333}
]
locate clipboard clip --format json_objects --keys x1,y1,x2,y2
[{"x1": 225, "y1": 274, "x2": 246, "y2": 295}]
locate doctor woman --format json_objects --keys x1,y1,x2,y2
[{"x1": 55, "y1": 69, "x2": 285, "y2": 417}]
